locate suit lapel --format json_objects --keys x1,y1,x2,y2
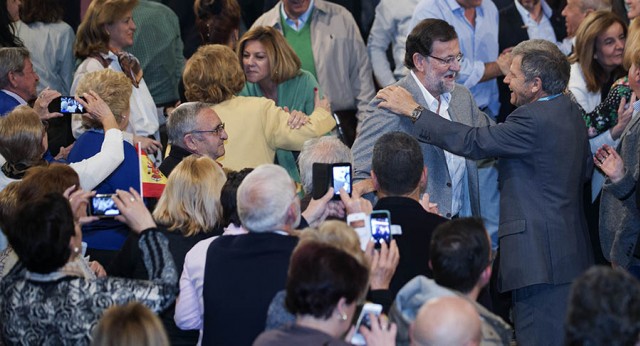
[{"x1": 619, "y1": 111, "x2": 640, "y2": 146}]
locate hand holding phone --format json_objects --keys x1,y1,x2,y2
[
  {"x1": 48, "y1": 96, "x2": 87, "y2": 114},
  {"x1": 350, "y1": 303, "x2": 383, "y2": 345},
  {"x1": 369, "y1": 210, "x2": 391, "y2": 248},
  {"x1": 312, "y1": 162, "x2": 352, "y2": 200},
  {"x1": 88, "y1": 194, "x2": 120, "y2": 218}
]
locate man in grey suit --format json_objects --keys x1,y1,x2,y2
[
  {"x1": 352, "y1": 19, "x2": 492, "y2": 221},
  {"x1": 377, "y1": 38, "x2": 594, "y2": 345}
]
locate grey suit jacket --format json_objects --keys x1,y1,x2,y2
[
  {"x1": 352, "y1": 74, "x2": 492, "y2": 219},
  {"x1": 600, "y1": 111, "x2": 640, "y2": 268},
  {"x1": 412, "y1": 94, "x2": 593, "y2": 291}
]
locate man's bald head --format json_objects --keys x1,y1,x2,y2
[{"x1": 410, "y1": 296, "x2": 482, "y2": 346}]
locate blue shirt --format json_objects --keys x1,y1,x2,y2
[
  {"x1": 410, "y1": 0, "x2": 500, "y2": 116},
  {"x1": 280, "y1": 0, "x2": 315, "y2": 31}
]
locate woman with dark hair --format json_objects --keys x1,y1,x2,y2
[
  {"x1": 237, "y1": 26, "x2": 321, "y2": 183},
  {"x1": 0, "y1": 189, "x2": 177, "y2": 344},
  {"x1": 255, "y1": 240, "x2": 396, "y2": 345},
  {"x1": 0, "y1": 0, "x2": 22, "y2": 47},
  {"x1": 194, "y1": 0, "x2": 241, "y2": 48}
]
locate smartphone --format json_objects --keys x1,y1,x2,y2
[
  {"x1": 48, "y1": 96, "x2": 87, "y2": 114},
  {"x1": 370, "y1": 210, "x2": 391, "y2": 247},
  {"x1": 89, "y1": 194, "x2": 120, "y2": 218},
  {"x1": 312, "y1": 162, "x2": 352, "y2": 200},
  {"x1": 331, "y1": 163, "x2": 351, "y2": 200},
  {"x1": 351, "y1": 303, "x2": 383, "y2": 345}
]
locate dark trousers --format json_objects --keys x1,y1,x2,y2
[{"x1": 512, "y1": 283, "x2": 571, "y2": 346}]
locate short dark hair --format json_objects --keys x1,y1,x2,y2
[
  {"x1": 372, "y1": 131, "x2": 424, "y2": 196},
  {"x1": 512, "y1": 39, "x2": 570, "y2": 95},
  {"x1": 565, "y1": 266, "x2": 640, "y2": 346},
  {"x1": 430, "y1": 218, "x2": 491, "y2": 294},
  {"x1": 221, "y1": 168, "x2": 253, "y2": 227},
  {"x1": 285, "y1": 242, "x2": 369, "y2": 319},
  {"x1": 8, "y1": 193, "x2": 75, "y2": 274},
  {"x1": 20, "y1": 0, "x2": 64, "y2": 24},
  {"x1": 405, "y1": 18, "x2": 457, "y2": 70}
]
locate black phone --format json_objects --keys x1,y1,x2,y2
[
  {"x1": 89, "y1": 194, "x2": 120, "y2": 218},
  {"x1": 370, "y1": 210, "x2": 391, "y2": 247},
  {"x1": 48, "y1": 96, "x2": 87, "y2": 114},
  {"x1": 312, "y1": 162, "x2": 352, "y2": 200}
]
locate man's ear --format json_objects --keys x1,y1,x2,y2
[
  {"x1": 632, "y1": 65, "x2": 640, "y2": 86},
  {"x1": 371, "y1": 170, "x2": 380, "y2": 191},
  {"x1": 183, "y1": 134, "x2": 198, "y2": 153},
  {"x1": 413, "y1": 52, "x2": 426, "y2": 73},
  {"x1": 530, "y1": 77, "x2": 543, "y2": 94},
  {"x1": 420, "y1": 165, "x2": 428, "y2": 189},
  {"x1": 7, "y1": 71, "x2": 19, "y2": 88},
  {"x1": 478, "y1": 265, "x2": 492, "y2": 288}
]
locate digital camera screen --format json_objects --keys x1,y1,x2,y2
[
  {"x1": 90, "y1": 195, "x2": 120, "y2": 216},
  {"x1": 60, "y1": 96, "x2": 85, "y2": 114},
  {"x1": 370, "y1": 216, "x2": 390, "y2": 244}
]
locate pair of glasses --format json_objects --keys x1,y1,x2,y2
[
  {"x1": 189, "y1": 123, "x2": 225, "y2": 136},
  {"x1": 427, "y1": 52, "x2": 463, "y2": 66}
]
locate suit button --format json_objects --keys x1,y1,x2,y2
[
  {"x1": 446, "y1": 213, "x2": 451, "y2": 217},
  {"x1": 446, "y1": 182, "x2": 452, "y2": 187}
]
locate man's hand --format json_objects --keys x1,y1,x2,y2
[
  {"x1": 365, "y1": 239, "x2": 399, "y2": 290},
  {"x1": 419, "y1": 193, "x2": 440, "y2": 215},
  {"x1": 314, "y1": 87, "x2": 331, "y2": 113},
  {"x1": 595, "y1": 144, "x2": 625, "y2": 183},
  {"x1": 302, "y1": 187, "x2": 335, "y2": 227},
  {"x1": 134, "y1": 135, "x2": 162, "y2": 155},
  {"x1": 54, "y1": 143, "x2": 74, "y2": 161},
  {"x1": 376, "y1": 85, "x2": 419, "y2": 116},
  {"x1": 353, "y1": 179, "x2": 376, "y2": 196},
  {"x1": 339, "y1": 187, "x2": 373, "y2": 215},
  {"x1": 496, "y1": 49, "x2": 512, "y2": 76}
]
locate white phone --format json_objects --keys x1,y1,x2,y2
[{"x1": 350, "y1": 303, "x2": 383, "y2": 345}]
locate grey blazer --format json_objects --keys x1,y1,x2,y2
[
  {"x1": 411, "y1": 94, "x2": 593, "y2": 291},
  {"x1": 600, "y1": 112, "x2": 640, "y2": 268},
  {"x1": 352, "y1": 75, "x2": 492, "y2": 219}
]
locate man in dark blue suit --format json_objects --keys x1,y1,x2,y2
[
  {"x1": 0, "y1": 47, "x2": 39, "y2": 116},
  {"x1": 377, "y1": 39, "x2": 593, "y2": 345}
]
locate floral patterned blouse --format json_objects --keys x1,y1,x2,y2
[
  {"x1": 582, "y1": 77, "x2": 632, "y2": 137},
  {"x1": 0, "y1": 229, "x2": 178, "y2": 345}
]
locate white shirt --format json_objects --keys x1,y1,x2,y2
[
  {"x1": 514, "y1": 0, "x2": 559, "y2": 45},
  {"x1": 411, "y1": 71, "x2": 466, "y2": 216},
  {"x1": 1, "y1": 90, "x2": 26, "y2": 105}
]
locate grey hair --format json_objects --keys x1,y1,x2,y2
[
  {"x1": 298, "y1": 136, "x2": 352, "y2": 195},
  {"x1": 580, "y1": 0, "x2": 611, "y2": 11},
  {"x1": 166, "y1": 102, "x2": 212, "y2": 147},
  {"x1": 237, "y1": 164, "x2": 298, "y2": 233},
  {"x1": 512, "y1": 39, "x2": 570, "y2": 95},
  {"x1": 0, "y1": 47, "x2": 30, "y2": 89}
]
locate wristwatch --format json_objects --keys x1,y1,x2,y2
[{"x1": 410, "y1": 105, "x2": 425, "y2": 123}]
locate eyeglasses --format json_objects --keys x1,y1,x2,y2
[
  {"x1": 188, "y1": 123, "x2": 225, "y2": 136},
  {"x1": 427, "y1": 53, "x2": 463, "y2": 66}
]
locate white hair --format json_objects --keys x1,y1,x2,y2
[
  {"x1": 237, "y1": 164, "x2": 298, "y2": 232},
  {"x1": 298, "y1": 136, "x2": 352, "y2": 195}
]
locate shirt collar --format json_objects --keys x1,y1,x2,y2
[
  {"x1": 513, "y1": 0, "x2": 552, "y2": 22},
  {"x1": 633, "y1": 99, "x2": 640, "y2": 115},
  {"x1": 449, "y1": 0, "x2": 484, "y2": 16},
  {"x1": 1, "y1": 89, "x2": 27, "y2": 105},
  {"x1": 280, "y1": 0, "x2": 315, "y2": 30},
  {"x1": 410, "y1": 71, "x2": 451, "y2": 112}
]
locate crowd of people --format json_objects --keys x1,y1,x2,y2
[{"x1": 1, "y1": 0, "x2": 640, "y2": 345}]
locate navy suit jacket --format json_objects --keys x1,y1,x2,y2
[
  {"x1": 0, "y1": 91, "x2": 21, "y2": 116},
  {"x1": 411, "y1": 95, "x2": 593, "y2": 292}
]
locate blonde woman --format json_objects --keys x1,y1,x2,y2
[
  {"x1": 92, "y1": 302, "x2": 170, "y2": 346},
  {"x1": 182, "y1": 44, "x2": 335, "y2": 172},
  {"x1": 110, "y1": 155, "x2": 226, "y2": 345}
]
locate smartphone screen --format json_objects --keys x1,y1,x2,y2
[
  {"x1": 48, "y1": 96, "x2": 87, "y2": 114},
  {"x1": 89, "y1": 194, "x2": 120, "y2": 218},
  {"x1": 351, "y1": 303, "x2": 383, "y2": 345},
  {"x1": 370, "y1": 210, "x2": 391, "y2": 246},
  {"x1": 331, "y1": 163, "x2": 351, "y2": 199}
]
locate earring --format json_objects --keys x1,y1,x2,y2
[
  {"x1": 73, "y1": 247, "x2": 80, "y2": 255},
  {"x1": 339, "y1": 312, "x2": 347, "y2": 321}
]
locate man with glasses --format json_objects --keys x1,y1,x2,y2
[
  {"x1": 159, "y1": 102, "x2": 228, "y2": 176},
  {"x1": 353, "y1": 19, "x2": 492, "y2": 224},
  {"x1": 378, "y1": 39, "x2": 593, "y2": 345},
  {"x1": 0, "y1": 47, "x2": 40, "y2": 116}
]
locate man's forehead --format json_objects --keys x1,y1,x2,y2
[{"x1": 197, "y1": 107, "x2": 221, "y2": 122}]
